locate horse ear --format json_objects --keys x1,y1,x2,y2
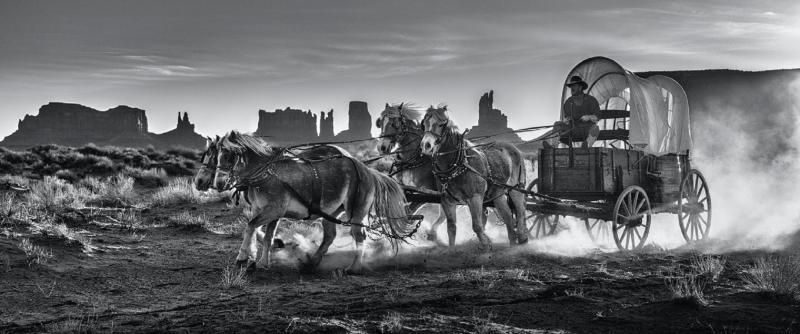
[
  {"x1": 229, "y1": 131, "x2": 238, "y2": 142},
  {"x1": 398, "y1": 102, "x2": 404, "y2": 109},
  {"x1": 215, "y1": 135, "x2": 220, "y2": 142},
  {"x1": 205, "y1": 137, "x2": 212, "y2": 148},
  {"x1": 385, "y1": 103, "x2": 389, "y2": 108}
]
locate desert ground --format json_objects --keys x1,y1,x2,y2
[{"x1": 0, "y1": 147, "x2": 799, "y2": 334}]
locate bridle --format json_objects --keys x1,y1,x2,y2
[
  {"x1": 378, "y1": 112, "x2": 421, "y2": 147},
  {"x1": 421, "y1": 111, "x2": 450, "y2": 147}
]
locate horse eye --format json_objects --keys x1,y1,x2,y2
[{"x1": 375, "y1": 118, "x2": 382, "y2": 128}]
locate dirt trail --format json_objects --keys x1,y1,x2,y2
[{"x1": 1, "y1": 201, "x2": 798, "y2": 333}]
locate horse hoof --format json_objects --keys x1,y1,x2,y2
[
  {"x1": 235, "y1": 259, "x2": 250, "y2": 269},
  {"x1": 426, "y1": 233, "x2": 438, "y2": 242},
  {"x1": 517, "y1": 238, "x2": 529, "y2": 245}
]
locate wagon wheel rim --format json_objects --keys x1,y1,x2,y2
[
  {"x1": 678, "y1": 170, "x2": 711, "y2": 242},
  {"x1": 612, "y1": 186, "x2": 651, "y2": 251},
  {"x1": 584, "y1": 218, "x2": 611, "y2": 244},
  {"x1": 526, "y1": 211, "x2": 559, "y2": 238}
]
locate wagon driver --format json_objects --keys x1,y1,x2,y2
[{"x1": 544, "y1": 75, "x2": 601, "y2": 148}]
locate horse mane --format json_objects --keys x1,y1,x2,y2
[
  {"x1": 382, "y1": 102, "x2": 424, "y2": 123},
  {"x1": 222, "y1": 131, "x2": 277, "y2": 158},
  {"x1": 426, "y1": 104, "x2": 460, "y2": 133}
]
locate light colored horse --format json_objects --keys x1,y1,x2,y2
[
  {"x1": 213, "y1": 131, "x2": 416, "y2": 272},
  {"x1": 419, "y1": 106, "x2": 528, "y2": 248},
  {"x1": 376, "y1": 103, "x2": 447, "y2": 241}
]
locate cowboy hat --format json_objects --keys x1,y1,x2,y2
[{"x1": 565, "y1": 75, "x2": 588, "y2": 90}]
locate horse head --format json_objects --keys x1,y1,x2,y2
[
  {"x1": 420, "y1": 104, "x2": 454, "y2": 156},
  {"x1": 376, "y1": 102, "x2": 424, "y2": 155},
  {"x1": 214, "y1": 131, "x2": 276, "y2": 190},
  {"x1": 194, "y1": 135, "x2": 220, "y2": 191}
]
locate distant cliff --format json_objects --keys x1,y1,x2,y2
[
  {"x1": 254, "y1": 101, "x2": 373, "y2": 145},
  {"x1": 0, "y1": 103, "x2": 206, "y2": 150},
  {"x1": 466, "y1": 91, "x2": 523, "y2": 143}
]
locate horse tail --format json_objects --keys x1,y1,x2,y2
[{"x1": 355, "y1": 161, "x2": 416, "y2": 242}]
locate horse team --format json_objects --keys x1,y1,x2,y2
[{"x1": 194, "y1": 103, "x2": 529, "y2": 273}]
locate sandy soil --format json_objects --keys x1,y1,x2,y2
[{"x1": 1, "y1": 199, "x2": 798, "y2": 334}]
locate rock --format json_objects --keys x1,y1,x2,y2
[
  {"x1": 254, "y1": 107, "x2": 319, "y2": 145},
  {"x1": 334, "y1": 101, "x2": 372, "y2": 141},
  {"x1": 466, "y1": 91, "x2": 523, "y2": 143},
  {"x1": 254, "y1": 101, "x2": 372, "y2": 146},
  {"x1": 0, "y1": 103, "x2": 207, "y2": 150},
  {"x1": 154, "y1": 112, "x2": 206, "y2": 150}
]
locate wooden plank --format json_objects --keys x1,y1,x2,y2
[{"x1": 598, "y1": 109, "x2": 630, "y2": 119}]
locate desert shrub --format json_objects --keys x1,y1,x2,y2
[
  {"x1": 123, "y1": 167, "x2": 168, "y2": 188},
  {"x1": 88, "y1": 156, "x2": 117, "y2": 174},
  {"x1": 25, "y1": 176, "x2": 90, "y2": 212},
  {"x1": 0, "y1": 174, "x2": 30, "y2": 187},
  {"x1": 742, "y1": 255, "x2": 800, "y2": 299},
  {"x1": 150, "y1": 178, "x2": 204, "y2": 206},
  {"x1": 54, "y1": 169, "x2": 78, "y2": 182},
  {"x1": 167, "y1": 147, "x2": 200, "y2": 160}
]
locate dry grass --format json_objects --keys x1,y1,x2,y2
[
  {"x1": 39, "y1": 222, "x2": 92, "y2": 249},
  {"x1": 18, "y1": 238, "x2": 54, "y2": 266},
  {"x1": 150, "y1": 178, "x2": 221, "y2": 207},
  {"x1": 168, "y1": 211, "x2": 209, "y2": 227},
  {"x1": 43, "y1": 311, "x2": 100, "y2": 333},
  {"x1": 220, "y1": 265, "x2": 250, "y2": 290},
  {"x1": 25, "y1": 176, "x2": 90, "y2": 212},
  {"x1": 123, "y1": 167, "x2": 168, "y2": 188},
  {"x1": 742, "y1": 255, "x2": 800, "y2": 299},
  {"x1": 378, "y1": 312, "x2": 404, "y2": 333},
  {"x1": 115, "y1": 209, "x2": 143, "y2": 229},
  {"x1": 691, "y1": 253, "x2": 727, "y2": 281},
  {"x1": 665, "y1": 272, "x2": 708, "y2": 306},
  {"x1": 80, "y1": 173, "x2": 138, "y2": 207}
]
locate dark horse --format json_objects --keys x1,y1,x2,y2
[
  {"x1": 213, "y1": 131, "x2": 416, "y2": 272},
  {"x1": 376, "y1": 103, "x2": 447, "y2": 241},
  {"x1": 420, "y1": 105, "x2": 528, "y2": 248}
]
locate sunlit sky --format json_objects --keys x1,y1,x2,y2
[{"x1": 0, "y1": 0, "x2": 798, "y2": 139}]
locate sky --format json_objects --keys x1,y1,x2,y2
[{"x1": 0, "y1": 0, "x2": 798, "y2": 139}]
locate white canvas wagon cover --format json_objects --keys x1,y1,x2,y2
[{"x1": 560, "y1": 56, "x2": 693, "y2": 155}]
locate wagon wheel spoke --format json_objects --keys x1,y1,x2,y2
[
  {"x1": 613, "y1": 186, "x2": 651, "y2": 251},
  {"x1": 678, "y1": 170, "x2": 711, "y2": 243}
]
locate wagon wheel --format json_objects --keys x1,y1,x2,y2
[
  {"x1": 612, "y1": 186, "x2": 651, "y2": 251},
  {"x1": 524, "y1": 178, "x2": 560, "y2": 238},
  {"x1": 678, "y1": 169, "x2": 711, "y2": 242},
  {"x1": 584, "y1": 218, "x2": 611, "y2": 244}
]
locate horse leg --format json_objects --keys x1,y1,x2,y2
[
  {"x1": 428, "y1": 206, "x2": 446, "y2": 242},
  {"x1": 468, "y1": 195, "x2": 492, "y2": 249},
  {"x1": 491, "y1": 194, "x2": 518, "y2": 245},
  {"x1": 509, "y1": 190, "x2": 529, "y2": 245},
  {"x1": 346, "y1": 223, "x2": 368, "y2": 274},
  {"x1": 254, "y1": 219, "x2": 280, "y2": 269},
  {"x1": 441, "y1": 198, "x2": 458, "y2": 247},
  {"x1": 304, "y1": 220, "x2": 338, "y2": 269},
  {"x1": 235, "y1": 217, "x2": 262, "y2": 268}
]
